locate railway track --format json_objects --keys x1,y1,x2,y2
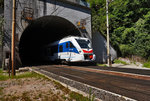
[
  {"x1": 80, "y1": 65, "x2": 150, "y2": 76},
  {"x1": 34, "y1": 65, "x2": 150, "y2": 101}
]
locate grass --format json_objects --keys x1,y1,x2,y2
[
  {"x1": 0, "y1": 74, "x2": 9, "y2": 81},
  {"x1": 51, "y1": 78, "x2": 95, "y2": 101},
  {"x1": 0, "y1": 69, "x2": 46, "y2": 81},
  {"x1": 0, "y1": 87, "x2": 3, "y2": 95},
  {"x1": 53, "y1": 80, "x2": 70, "y2": 94},
  {"x1": 70, "y1": 89, "x2": 95, "y2": 101},
  {"x1": 97, "y1": 64, "x2": 108, "y2": 67},
  {"x1": 114, "y1": 59, "x2": 129, "y2": 65},
  {"x1": 0, "y1": 68, "x2": 3, "y2": 73},
  {"x1": 0, "y1": 69, "x2": 96, "y2": 101},
  {"x1": 0, "y1": 91, "x2": 32, "y2": 101},
  {"x1": 14, "y1": 72, "x2": 42, "y2": 79},
  {"x1": 70, "y1": 91, "x2": 87, "y2": 101},
  {"x1": 143, "y1": 62, "x2": 150, "y2": 68},
  {"x1": 0, "y1": 68, "x2": 9, "y2": 81}
]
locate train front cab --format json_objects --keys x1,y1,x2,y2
[
  {"x1": 75, "y1": 38, "x2": 95, "y2": 62},
  {"x1": 57, "y1": 37, "x2": 95, "y2": 62}
]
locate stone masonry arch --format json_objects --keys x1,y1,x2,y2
[
  {"x1": 4, "y1": 0, "x2": 91, "y2": 66},
  {"x1": 19, "y1": 15, "x2": 81, "y2": 65}
]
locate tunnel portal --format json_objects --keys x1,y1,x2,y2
[{"x1": 19, "y1": 16, "x2": 81, "y2": 66}]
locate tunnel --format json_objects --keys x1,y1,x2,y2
[{"x1": 19, "y1": 16, "x2": 81, "y2": 66}]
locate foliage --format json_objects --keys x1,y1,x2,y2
[
  {"x1": 143, "y1": 62, "x2": 150, "y2": 68},
  {"x1": 89, "y1": 0, "x2": 106, "y2": 36},
  {"x1": 114, "y1": 59, "x2": 129, "y2": 65},
  {"x1": 0, "y1": 69, "x2": 9, "y2": 81},
  {"x1": 0, "y1": 71, "x2": 45, "y2": 81},
  {"x1": 133, "y1": 12, "x2": 150, "y2": 58},
  {"x1": 119, "y1": 44, "x2": 134, "y2": 57},
  {"x1": 89, "y1": 0, "x2": 150, "y2": 60},
  {"x1": 97, "y1": 63, "x2": 108, "y2": 67},
  {"x1": 13, "y1": 72, "x2": 42, "y2": 79},
  {"x1": 70, "y1": 89, "x2": 95, "y2": 101}
]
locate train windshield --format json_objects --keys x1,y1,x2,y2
[{"x1": 76, "y1": 39, "x2": 91, "y2": 48}]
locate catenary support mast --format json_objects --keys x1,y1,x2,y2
[
  {"x1": 106, "y1": 0, "x2": 111, "y2": 66},
  {"x1": 11, "y1": 0, "x2": 16, "y2": 76}
]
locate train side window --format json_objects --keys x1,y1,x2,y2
[
  {"x1": 59, "y1": 45, "x2": 63, "y2": 52},
  {"x1": 70, "y1": 42, "x2": 75, "y2": 48},
  {"x1": 66, "y1": 43, "x2": 68, "y2": 48}
]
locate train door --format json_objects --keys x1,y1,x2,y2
[
  {"x1": 62, "y1": 42, "x2": 70, "y2": 61},
  {"x1": 58, "y1": 42, "x2": 76, "y2": 62},
  {"x1": 68, "y1": 42, "x2": 75, "y2": 62}
]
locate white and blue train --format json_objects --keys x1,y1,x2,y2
[{"x1": 41, "y1": 36, "x2": 96, "y2": 63}]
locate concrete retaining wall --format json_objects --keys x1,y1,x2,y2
[{"x1": 92, "y1": 31, "x2": 117, "y2": 63}]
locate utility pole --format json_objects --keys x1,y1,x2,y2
[
  {"x1": 11, "y1": 0, "x2": 16, "y2": 76},
  {"x1": 106, "y1": 0, "x2": 111, "y2": 66}
]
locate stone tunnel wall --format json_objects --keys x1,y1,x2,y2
[
  {"x1": 4, "y1": 0, "x2": 92, "y2": 66},
  {"x1": 4, "y1": 0, "x2": 117, "y2": 66}
]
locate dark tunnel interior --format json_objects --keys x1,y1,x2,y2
[{"x1": 19, "y1": 16, "x2": 81, "y2": 66}]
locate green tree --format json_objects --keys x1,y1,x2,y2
[
  {"x1": 133, "y1": 12, "x2": 150, "y2": 58},
  {"x1": 89, "y1": 0, "x2": 150, "y2": 59},
  {"x1": 88, "y1": 0, "x2": 106, "y2": 36}
]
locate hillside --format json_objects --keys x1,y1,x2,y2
[{"x1": 89, "y1": 0, "x2": 150, "y2": 60}]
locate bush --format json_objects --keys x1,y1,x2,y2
[
  {"x1": 119, "y1": 44, "x2": 134, "y2": 57},
  {"x1": 148, "y1": 57, "x2": 150, "y2": 62},
  {"x1": 89, "y1": 0, "x2": 150, "y2": 59},
  {"x1": 143, "y1": 62, "x2": 150, "y2": 68},
  {"x1": 114, "y1": 59, "x2": 129, "y2": 65}
]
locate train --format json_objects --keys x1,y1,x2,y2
[{"x1": 41, "y1": 36, "x2": 96, "y2": 63}]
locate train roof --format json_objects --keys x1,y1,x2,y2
[
  {"x1": 46, "y1": 36, "x2": 89, "y2": 46},
  {"x1": 63, "y1": 36, "x2": 89, "y2": 40}
]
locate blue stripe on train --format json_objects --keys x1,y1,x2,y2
[{"x1": 58, "y1": 41, "x2": 79, "y2": 54}]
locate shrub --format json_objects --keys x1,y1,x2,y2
[
  {"x1": 119, "y1": 44, "x2": 134, "y2": 57},
  {"x1": 114, "y1": 59, "x2": 129, "y2": 65},
  {"x1": 143, "y1": 62, "x2": 150, "y2": 68}
]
